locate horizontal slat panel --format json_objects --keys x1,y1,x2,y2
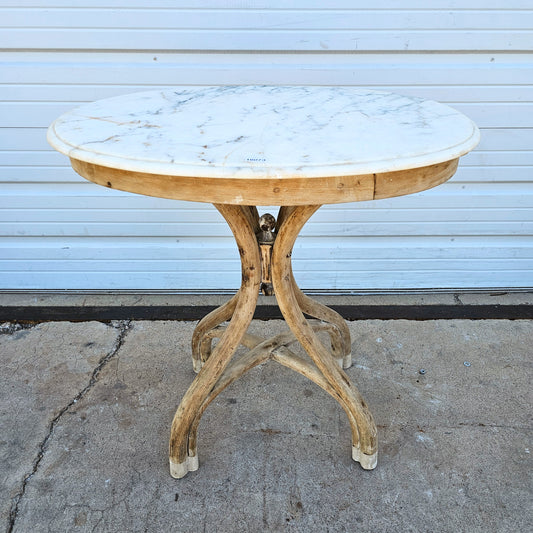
[
  {"x1": 2, "y1": 223, "x2": 530, "y2": 238},
  {"x1": 3, "y1": 198, "x2": 532, "y2": 236},
  {"x1": 2, "y1": 235, "x2": 531, "y2": 259},
  {"x1": 4, "y1": 53, "x2": 531, "y2": 86},
  {"x1": 1, "y1": 5, "x2": 531, "y2": 290},
  {"x1": 2, "y1": 84, "x2": 533, "y2": 104},
  {"x1": 4, "y1": 1, "x2": 533, "y2": 9},
  {"x1": 2, "y1": 28, "x2": 532, "y2": 52},
  {"x1": 475, "y1": 129, "x2": 533, "y2": 151},
  {"x1": 3, "y1": 207, "x2": 531, "y2": 225},
  {"x1": 0, "y1": 151, "x2": 70, "y2": 166},
  {"x1": 4, "y1": 258, "x2": 533, "y2": 273},
  {"x1": 1, "y1": 235, "x2": 530, "y2": 289},
  {"x1": 0, "y1": 267, "x2": 528, "y2": 290},
  {"x1": 0, "y1": 167, "x2": 86, "y2": 183},
  {"x1": 2, "y1": 271, "x2": 528, "y2": 290},
  {"x1": 1, "y1": 5, "x2": 532, "y2": 53},
  {"x1": 462, "y1": 151, "x2": 533, "y2": 166},
  {"x1": 4, "y1": 8, "x2": 533, "y2": 31}
]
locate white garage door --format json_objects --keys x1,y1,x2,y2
[{"x1": 1, "y1": 1, "x2": 532, "y2": 291}]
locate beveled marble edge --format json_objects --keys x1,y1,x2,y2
[{"x1": 47, "y1": 117, "x2": 480, "y2": 180}]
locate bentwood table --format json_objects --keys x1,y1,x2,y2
[{"x1": 47, "y1": 86, "x2": 479, "y2": 479}]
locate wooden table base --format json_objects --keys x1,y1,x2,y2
[{"x1": 169, "y1": 204, "x2": 378, "y2": 479}]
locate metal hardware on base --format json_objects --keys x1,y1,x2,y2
[{"x1": 256, "y1": 213, "x2": 277, "y2": 296}]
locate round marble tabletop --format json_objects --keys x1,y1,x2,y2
[{"x1": 47, "y1": 86, "x2": 480, "y2": 205}]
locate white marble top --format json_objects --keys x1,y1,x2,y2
[{"x1": 47, "y1": 86, "x2": 479, "y2": 179}]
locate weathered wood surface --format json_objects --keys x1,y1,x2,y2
[
  {"x1": 187, "y1": 322, "x2": 365, "y2": 464},
  {"x1": 271, "y1": 204, "x2": 377, "y2": 468},
  {"x1": 70, "y1": 157, "x2": 459, "y2": 206},
  {"x1": 169, "y1": 204, "x2": 261, "y2": 478},
  {"x1": 290, "y1": 271, "x2": 352, "y2": 369},
  {"x1": 173, "y1": 203, "x2": 378, "y2": 478}
]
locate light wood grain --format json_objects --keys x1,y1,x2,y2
[
  {"x1": 70, "y1": 158, "x2": 459, "y2": 206},
  {"x1": 169, "y1": 204, "x2": 261, "y2": 477},
  {"x1": 290, "y1": 272, "x2": 352, "y2": 368},
  {"x1": 170, "y1": 201, "x2": 381, "y2": 478},
  {"x1": 271, "y1": 204, "x2": 378, "y2": 465},
  {"x1": 187, "y1": 322, "x2": 368, "y2": 463},
  {"x1": 373, "y1": 159, "x2": 459, "y2": 200},
  {"x1": 191, "y1": 290, "x2": 240, "y2": 373}
]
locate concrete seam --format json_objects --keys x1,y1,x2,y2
[{"x1": 5, "y1": 320, "x2": 132, "y2": 533}]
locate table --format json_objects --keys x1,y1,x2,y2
[{"x1": 47, "y1": 86, "x2": 479, "y2": 479}]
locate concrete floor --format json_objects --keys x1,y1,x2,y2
[{"x1": 1, "y1": 316, "x2": 532, "y2": 532}]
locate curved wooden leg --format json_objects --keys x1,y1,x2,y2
[
  {"x1": 191, "y1": 207, "x2": 260, "y2": 372},
  {"x1": 277, "y1": 207, "x2": 351, "y2": 368},
  {"x1": 187, "y1": 320, "x2": 346, "y2": 461},
  {"x1": 187, "y1": 330, "x2": 294, "y2": 459},
  {"x1": 191, "y1": 291, "x2": 240, "y2": 373},
  {"x1": 169, "y1": 204, "x2": 261, "y2": 478},
  {"x1": 271, "y1": 346, "x2": 363, "y2": 442},
  {"x1": 271, "y1": 204, "x2": 378, "y2": 470},
  {"x1": 290, "y1": 272, "x2": 352, "y2": 369}
]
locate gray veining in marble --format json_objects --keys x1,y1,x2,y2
[{"x1": 48, "y1": 86, "x2": 480, "y2": 178}]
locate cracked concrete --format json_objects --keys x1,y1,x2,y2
[
  {"x1": 1, "y1": 321, "x2": 130, "y2": 533},
  {"x1": 1, "y1": 319, "x2": 532, "y2": 532}
]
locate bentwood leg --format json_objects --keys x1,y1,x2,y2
[
  {"x1": 170, "y1": 203, "x2": 377, "y2": 479},
  {"x1": 191, "y1": 206, "x2": 350, "y2": 372},
  {"x1": 191, "y1": 291, "x2": 240, "y2": 373},
  {"x1": 169, "y1": 204, "x2": 261, "y2": 478},
  {"x1": 271, "y1": 204, "x2": 378, "y2": 469},
  {"x1": 277, "y1": 207, "x2": 351, "y2": 368},
  {"x1": 289, "y1": 272, "x2": 352, "y2": 369},
  {"x1": 190, "y1": 207, "x2": 261, "y2": 373}
]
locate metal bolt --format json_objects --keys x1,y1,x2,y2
[
  {"x1": 464, "y1": 361, "x2": 471, "y2": 367},
  {"x1": 419, "y1": 369, "x2": 426, "y2": 375}
]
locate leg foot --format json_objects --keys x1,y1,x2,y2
[
  {"x1": 343, "y1": 352, "x2": 352, "y2": 369},
  {"x1": 169, "y1": 455, "x2": 199, "y2": 479},
  {"x1": 352, "y1": 446, "x2": 378, "y2": 470},
  {"x1": 192, "y1": 358, "x2": 203, "y2": 373},
  {"x1": 334, "y1": 353, "x2": 352, "y2": 369}
]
